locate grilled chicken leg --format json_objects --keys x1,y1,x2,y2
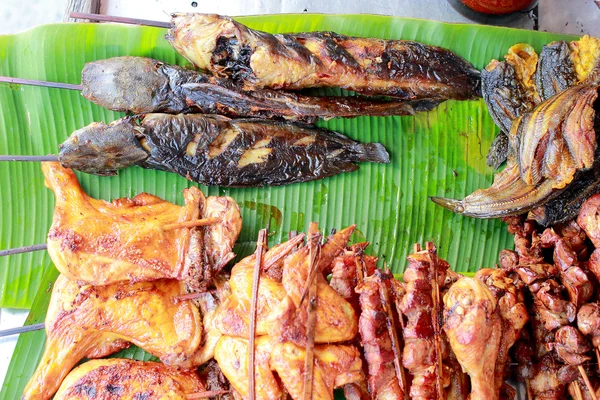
[
  {"x1": 443, "y1": 277, "x2": 503, "y2": 400},
  {"x1": 23, "y1": 275, "x2": 203, "y2": 400}
]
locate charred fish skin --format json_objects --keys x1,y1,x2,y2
[
  {"x1": 81, "y1": 56, "x2": 426, "y2": 120},
  {"x1": 58, "y1": 118, "x2": 148, "y2": 176},
  {"x1": 535, "y1": 41, "x2": 577, "y2": 101},
  {"x1": 167, "y1": 13, "x2": 481, "y2": 100},
  {"x1": 139, "y1": 114, "x2": 389, "y2": 187}
]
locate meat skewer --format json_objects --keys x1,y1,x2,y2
[{"x1": 0, "y1": 56, "x2": 434, "y2": 120}]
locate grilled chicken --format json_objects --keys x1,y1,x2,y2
[
  {"x1": 58, "y1": 114, "x2": 389, "y2": 186},
  {"x1": 167, "y1": 14, "x2": 481, "y2": 100},
  {"x1": 43, "y1": 161, "x2": 241, "y2": 288},
  {"x1": 82, "y1": 56, "x2": 434, "y2": 119},
  {"x1": 54, "y1": 359, "x2": 205, "y2": 400},
  {"x1": 23, "y1": 275, "x2": 204, "y2": 400},
  {"x1": 443, "y1": 277, "x2": 502, "y2": 400}
]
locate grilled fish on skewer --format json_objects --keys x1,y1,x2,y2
[
  {"x1": 54, "y1": 359, "x2": 207, "y2": 400},
  {"x1": 431, "y1": 84, "x2": 599, "y2": 219},
  {"x1": 81, "y1": 56, "x2": 436, "y2": 119},
  {"x1": 43, "y1": 162, "x2": 241, "y2": 287},
  {"x1": 59, "y1": 113, "x2": 389, "y2": 187},
  {"x1": 167, "y1": 14, "x2": 481, "y2": 100},
  {"x1": 23, "y1": 276, "x2": 204, "y2": 400}
]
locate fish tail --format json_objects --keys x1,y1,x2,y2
[{"x1": 352, "y1": 142, "x2": 390, "y2": 164}]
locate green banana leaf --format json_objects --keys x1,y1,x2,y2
[{"x1": 0, "y1": 13, "x2": 576, "y2": 398}]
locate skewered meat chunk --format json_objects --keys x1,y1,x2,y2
[
  {"x1": 23, "y1": 275, "x2": 204, "y2": 400},
  {"x1": 578, "y1": 302, "x2": 600, "y2": 347},
  {"x1": 167, "y1": 14, "x2": 481, "y2": 100},
  {"x1": 53, "y1": 359, "x2": 206, "y2": 400},
  {"x1": 59, "y1": 114, "x2": 389, "y2": 186},
  {"x1": 444, "y1": 277, "x2": 503, "y2": 400},
  {"x1": 43, "y1": 161, "x2": 241, "y2": 288},
  {"x1": 82, "y1": 56, "x2": 431, "y2": 119},
  {"x1": 356, "y1": 270, "x2": 405, "y2": 399},
  {"x1": 553, "y1": 326, "x2": 591, "y2": 365},
  {"x1": 577, "y1": 193, "x2": 600, "y2": 248},
  {"x1": 475, "y1": 268, "x2": 529, "y2": 397}
]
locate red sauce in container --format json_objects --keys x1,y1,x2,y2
[{"x1": 460, "y1": 0, "x2": 534, "y2": 14}]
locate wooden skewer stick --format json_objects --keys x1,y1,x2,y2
[
  {"x1": 0, "y1": 243, "x2": 47, "y2": 257},
  {"x1": 163, "y1": 217, "x2": 219, "y2": 231},
  {"x1": 0, "y1": 76, "x2": 82, "y2": 91},
  {"x1": 0, "y1": 155, "x2": 59, "y2": 162},
  {"x1": 596, "y1": 347, "x2": 600, "y2": 369},
  {"x1": 427, "y1": 242, "x2": 444, "y2": 400},
  {"x1": 525, "y1": 379, "x2": 533, "y2": 400},
  {"x1": 303, "y1": 222, "x2": 321, "y2": 400},
  {"x1": 578, "y1": 365, "x2": 598, "y2": 400},
  {"x1": 0, "y1": 322, "x2": 45, "y2": 338},
  {"x1": 571, "y1": 381, "x2": 585, "y2": 400},
  {"x1": 69, "y1": 12, "x2": 171, "y2": 28},
  {"x1": 187, "y1": 390, "x2": 230, "y2": 399},
  {"x1": 248, "y1": 228, "x2": 268, "y2": 400}
]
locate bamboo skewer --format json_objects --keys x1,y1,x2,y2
[
  {"x1": 0, "y1": 76, "x2": 82, "y2": 91},
  {"x1": 0, "y1": 244, "x2": 47, "y2": 257},
  {"x1": 578, "y1": 365, "x2": 598, "y2": 400},
  {"x1": 0, "y1": 155, "x2": 59, "y2": 162},
  {"x1": 0, "y1": 323, "x2": 45, "y2": 338},
  {"x1": 69, "y1": 11, "x2": 170, "y2": 28},
  {"x1": 248, "y1": 228, "x2": 268, "y2": 400},
  {"x1": 427, "y1": 242, "x2": 445, "y2": 400},
  {"x1": 187, "y1": 390, "x2": 230, "y2": 399}
]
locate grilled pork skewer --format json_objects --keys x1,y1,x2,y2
[{"x1": 1, "y1": 57, "x2": 435, "y2": 120}]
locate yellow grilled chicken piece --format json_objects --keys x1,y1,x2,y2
[
  {"x1": 54, "y1": 359, "x2": 205, "y2": 399},
  {"x1": 43, "y1": 161, "x2": 241, "y2": 288},
  {"x1": 23, "y1": 275, "x2": 203, "y2": 400},
  {"x1": 443, "y1": 277, "x2": 503, "y2": 400}
]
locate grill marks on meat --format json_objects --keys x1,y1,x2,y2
[{"x1": 167, "y1": 14, "x2": 481, "y2": 100}]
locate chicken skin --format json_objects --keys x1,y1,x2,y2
[
  {"x1": 23, "y1": 275, "x2": 203, "y2": 400},
  {"x1": 443, "y1": 277, "x2": 503, "y2": 400},
  {"x1": 54, "y1": 359, "x2": 205, "y2": 399},
  {"x1": 43, "y1": 161, "x2": 241, "y2": 288}
]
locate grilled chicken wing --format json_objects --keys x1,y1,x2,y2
[
  {"x1": 23, "y1": 275, "x2": 203, "y2": 400},
  {"x1": 443, "y1": 277, "x2": 502, "y2": 400},
  {"x1": 167, "y1": 14, "x2": 481, "y2": 100},
  {"x1": 59, "y1": 114, "x2": 389, "y2": 186},
  {"x1": 54, "y1": 359, "x2": 205, "y2": 400},
  {"x1": 82, "y1": 56, "x2": 432, "y2": 119},
  {"x1": 43, "y1": 162, "x2": 241, "y2": 288}
]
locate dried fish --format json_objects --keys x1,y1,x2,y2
[
  {"x1": 82, "y1": 56, "x2": 433, "y2": 120},
  {"x1": 432, "y1": 84, "x2": 599, "y2": 218},
  {"x1": 167, "y1": 14, "x2": 481, "y2": 100},
  {"x1": 59, "y1": 114, "x2": 389, "y2": 187}
]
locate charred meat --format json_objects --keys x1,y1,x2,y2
[
  {"x1": 59, "y1": 113, "x2": 389, "y2": 187},
  {"x1": 82, "y1": 56, "x2": 433, "y2": 120},
  {"x1": 167, "y1": 14, "x2": 481, "y2": 100}
]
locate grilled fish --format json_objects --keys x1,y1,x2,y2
[
  {"x1": 58, "y1": 113, "x2": 389, "y2": 187},
  {"x1": 167, "y1": 14, "x2": 481, "y2": 100},
  {"x1": 82, "y1": 56, "x2": 436, "y2": 120}
]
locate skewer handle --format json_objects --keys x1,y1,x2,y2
[
  {"x1": 0, "y1": 155, "x2": 59, "y2": 162},
  {"x1": 0, "y1": 243, "x2": 47, "y2": 257},
  {"x1": 69, "y1": 12, "x2": 171, "y2": 28},
  {"x1": 0, "y1": 76, "x2": 82, "y2": 91},
  {"x1": 0, "y1": 322, "x2": 45, "y2": 338}
]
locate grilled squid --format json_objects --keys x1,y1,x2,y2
[
  {"x1": 58, "y1": 114, "x2": 389, "y2": 187},
  {"x1": 166, "y1": 13, "x2": 481, "y2": 100}
]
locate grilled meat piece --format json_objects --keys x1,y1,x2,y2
[
  {"x1": 43, "y1": 161, "x2": 241, "y2": 288},
  {"x1": 431, "y1": 84, "x2": 599, "y2": 219},
  {"x1": 475, "y1": 268, "x2": 528, "y2": 397},
  {"x1": 577, "y1": 303, "x2": 600, "y2": 347},
  {"x1": 553, "y1": 326, "x2": 591, "y2": 365},
  {"x1": 23, "y1": 275, "x2": 203, "y2": 400},
  {"x1": 577, "y1": 193, "x2": 600, "y2": 248},
  {"x1": 167, "y1": 14, "x2": 481, "y2": 100},
  {"x1": 59, "y1": 114, "x2": 389, "y2": 187},
  {"x1": 54, "y1": 359, "x2": 206, "y2": 400},
  {"x1": 356, "y1": 270, "x2": 405, "y2": 399},
  {"x1": 444, "y1": 277, "x2": 503, "y2": 400},
  {"x1": 82, "y1": 56, "x2": 430, "y2": 120}
]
